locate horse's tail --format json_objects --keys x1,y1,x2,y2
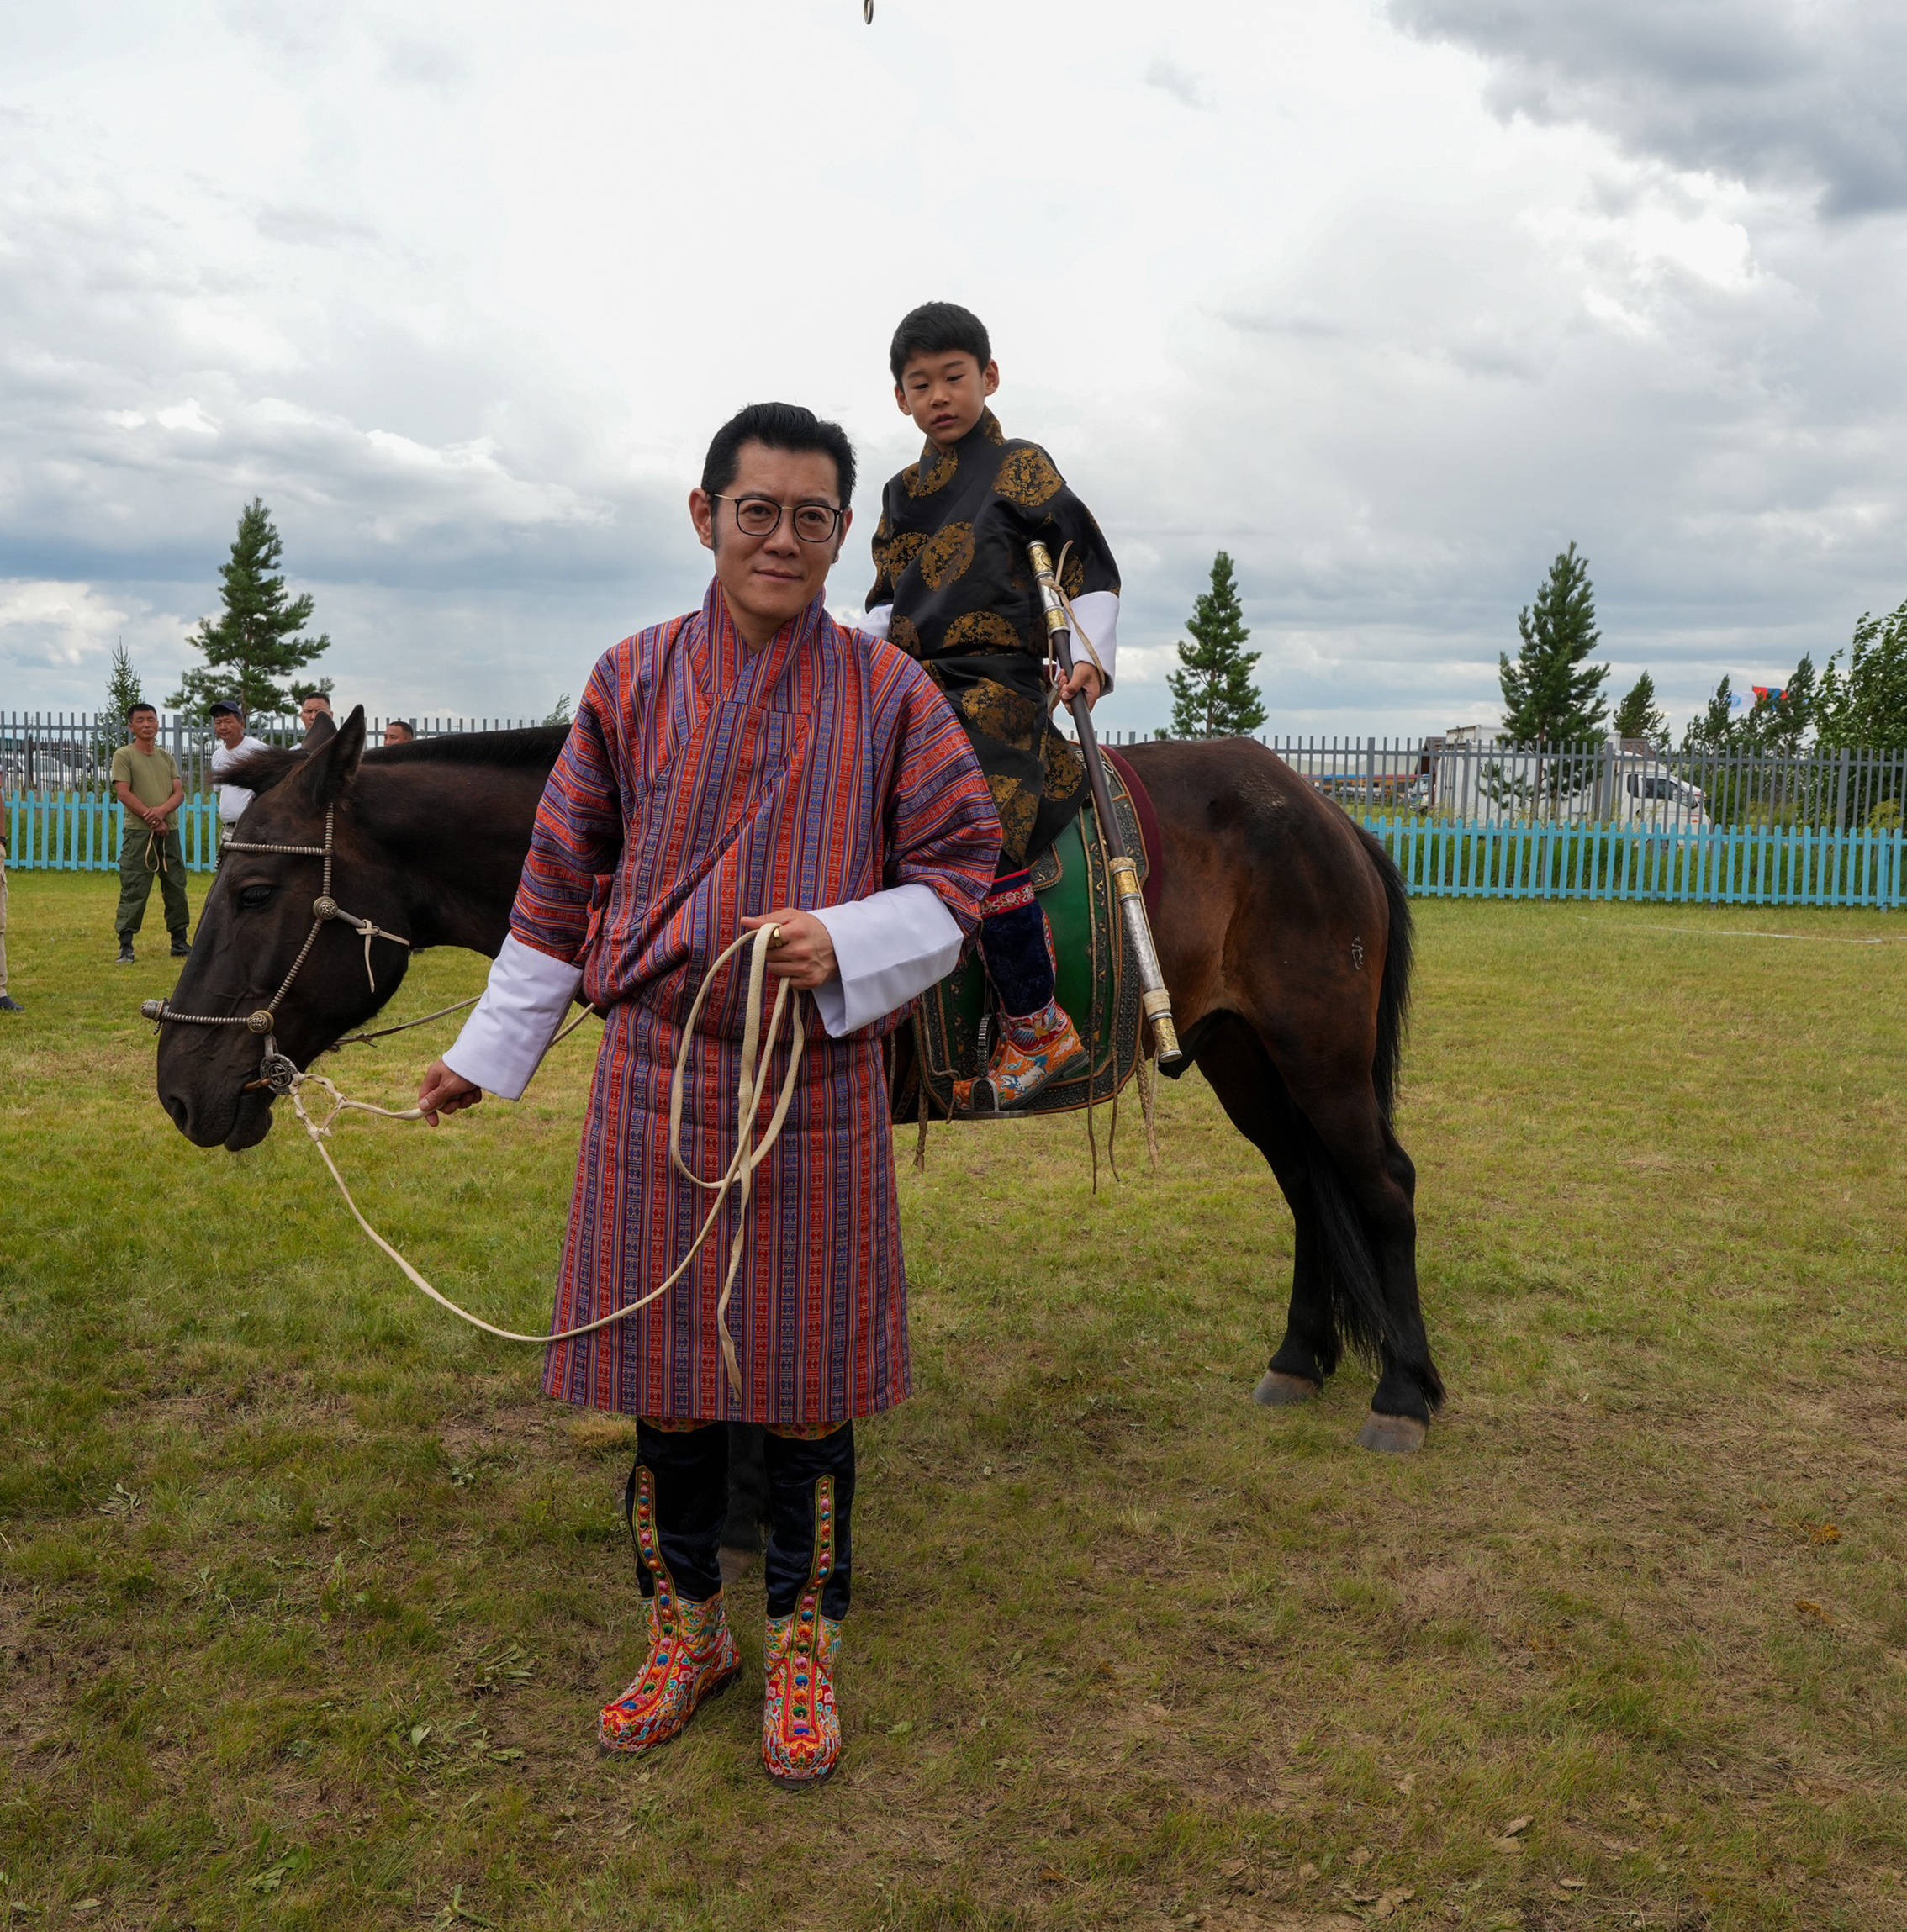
[
  {"x1": 1300, "y1": 826, "x2": 1421, "y2": 1382},
  {"x1": 1299, "y1": 1107, "x2": 1388, "y2": 1371},
  {"x1": 1356, "y1": 825, "x2": 1413, "y2": 1123}
]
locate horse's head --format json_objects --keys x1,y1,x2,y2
[{"x1": 157, "y1": 707, "x2": 415, "y2": 1149}]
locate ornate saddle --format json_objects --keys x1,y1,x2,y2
[{"x1": 907, "y1": 751, "x2": 1157, "y2": 1122}]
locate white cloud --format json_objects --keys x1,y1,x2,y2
[
  {"x1": 155, "y1": 399, "x2": 219, "y2": 435},
  {"x1": 0, "y1": 580, "x2": 151, "y2": 674},
  {"x1": 1389, "y1": 0, "x2": 1907, "y2": 216},
  {"x1": 0, "y1": 0, "x2": 1902, "y2": 740},
  {"x1": 1144, "y1": 55, "x2": 1212, "y2": 110}
]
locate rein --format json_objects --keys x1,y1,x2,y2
[
  {"x1": 145, "y1": 816, "x2": 800, "y2": 1386},
  {"x1": 272, "y1": 926, "x2": 799, "y2": 1382}
]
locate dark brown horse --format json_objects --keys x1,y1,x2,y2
[{"x1": 157, "y1": 706, "x2": 1442, "y2": 1449}]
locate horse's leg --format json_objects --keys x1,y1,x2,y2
[
  {"x1": 1192, "y1": 1016, "x2": 1338, "y2": 1404},
  {"x1": 1276, "y1": 1062, "x2": 1442, "y2": 1452}
]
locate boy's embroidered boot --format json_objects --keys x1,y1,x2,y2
[
  {"x1": 955, "y1": 881, "x2": 1087, "y2": 1110},
  {"x1": 600, "y1": 1431, "x2": 738, "y2": 1754},
  {"x1": 760, "y1": 1425, "x2": 854, "y2": 1785},
  {"x1": 957, "y1": 997, "x2": 1088, "y2": 1111}
]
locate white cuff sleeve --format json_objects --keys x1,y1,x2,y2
[
  {"x1": 809, "y1": 884, "x2": 965, "y2": 1037},
  {"x1": 442, "y1": 933, "x2": 586, "y2": 1100},
  {"x1": 1069, "y1": 589, "x2": 1119, "y2": 690},
  {"x1": 859, "y1": 604, "x2": 893, "y2": 641}
]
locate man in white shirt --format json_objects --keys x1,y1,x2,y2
[{"x1": 208, "y1": 702, "x2": 267, "y2": 847}]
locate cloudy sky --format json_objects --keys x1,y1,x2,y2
[{"x1": 3, "y1": 0, "x2": 1904, "y2": 738}]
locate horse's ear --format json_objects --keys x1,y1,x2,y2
[
  {"x1": 297, "y1": 706, "x2": 367, "y2": 806},
  {"x1": 301, "y1": 712, "x2": 337, "y2": 751}
]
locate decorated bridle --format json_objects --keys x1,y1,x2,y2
[{"x1": 140, "y1": 803, "x2": 413, "y2": 1095}]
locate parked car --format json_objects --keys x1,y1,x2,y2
[{"x1": 1614, "y1": 765, "x2": 1712, "y2": 831}]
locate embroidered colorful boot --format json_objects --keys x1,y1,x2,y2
[
  {"x1": 954, "y1": 997, "x2": 1089, "y2": 1111},
  {"x1": 599, "y1": 1467, "x2": 740, "y2": 1755},
  {"x1": 761, "y1": 1472, "x2": 843, "y2": 1784}
]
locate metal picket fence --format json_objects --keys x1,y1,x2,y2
[
  {"x1": 1086, "y1": 731, "x2": 1907, "y2": 835},
  {"x1": 0, "y1": 710, "x2": 546, "y2": 798},
  {"x1": 9, "y1": 712, "x2": 1905, "y2": 905}
]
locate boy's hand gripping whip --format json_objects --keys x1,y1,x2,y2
[{"x1": 1027, "y1": 540, "x2": 1181, "y2": 1064}]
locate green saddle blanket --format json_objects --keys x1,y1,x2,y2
[{"x1": 911, "y1": 757, "x2": 1150, "y2": 1121}]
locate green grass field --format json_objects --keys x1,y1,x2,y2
[{"x1": 2, "y1": 871, "x2": 1904, "y2": 1932}]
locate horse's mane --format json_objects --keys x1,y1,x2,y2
[
  {"x1": 364, "y1": 726, "x2": 571, "y2": 768},
  {"x1": 223, "y1": 726, "x2": 569, "y2": 798}
]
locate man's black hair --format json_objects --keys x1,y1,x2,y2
[
  {"x1": 127, "y1": 701, "x2": 157, "y2": 721},
  {"x1": 888, "y1": 301, "x2": 991, "y2": 383},
  {"x1": 700, "y1": 402, "x2": 856, "y2": 506}
]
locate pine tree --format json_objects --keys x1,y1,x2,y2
[
  {"x1": 1498, "y1": 542, "x2": 1609, "y2": 747},
  {"x1": 1684, "y1": 654, "x2": 1821, "y2": 757},
  {"x1": 1611, "y1": 670, "x2": 1668, "y2": 749},
  {"x1": 1167, "y1": 551, "x2": 1265, "y2": 737},
  {"x1": 1816, "y1": 598, "x2": 1907, "y2": 749},
  {"x1": 100, "y1": 641, "x2": 145, "y2": 760},
  {"x1": 1746, "y1": 652, "x2": 1815, "y2": 754},
  {"x1": 171, "y1": 499, "x2": 331, "y2": 719},
  {"x1": 1682, "y1": 675, "x2": 1739, "y2": 754}
]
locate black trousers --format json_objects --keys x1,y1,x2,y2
[
  {"x1": 978, "y1": 856, "x2": 1057, "y2": 1017},
  {"x1": 627, "y1": 1420, "x2": 853, "y2": 1622}
]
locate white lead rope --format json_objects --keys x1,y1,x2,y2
[{"x1": 285, "y1": 924, "x2": 803, "y2": 1389}]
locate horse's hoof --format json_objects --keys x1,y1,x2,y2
[
  {"x1": 1356, "y1": 1412, "x2": 1428, "y2": 1454},
  {"x1": 1252, "y1": 1370, "x2": 1322, "y2": 1407}
]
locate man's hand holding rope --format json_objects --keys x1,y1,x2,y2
[
  {"x1": 418, "y1": 1060, "x2": 482, "y2": 1125},
  {"x1": 741, "y1": 908, "x2": 836, "y2": 988},
  {"x1": 415, "y1": 911, "x2": 835, "y2": 1125}
]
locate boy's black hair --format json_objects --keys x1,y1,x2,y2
[
  {"x1": 127, "y1": 701, "x2": 157, "y2": 721},
  {"x1": 888, "y1": 302, "x2": 991, "y2": 383},
  {"x1": 700, "y1": 402, "x2": 856, "y2": 505}
]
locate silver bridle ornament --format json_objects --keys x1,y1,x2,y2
[{"x1": 141, "y1": 803, "x2": 411, "y2": 1095}]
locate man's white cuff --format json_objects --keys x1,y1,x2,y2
[
  {"x1": 859, "y1": 604, "x2": 894, "y2": 641},
  {"x1": 442, "y1": 933, "x2": 585, "y2": 1100},
  {"x1": 1069, "y1": 589, "x2": 1119, "y2": 690},
  {"x1": 810, "y1": 884, "x2": 964, "y2": 1037}
]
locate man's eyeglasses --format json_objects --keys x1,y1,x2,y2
[{"x1": 711, "y1": 494, "x2": 843, "y2": 544}]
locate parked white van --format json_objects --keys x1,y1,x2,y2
[{"x1": 1609, "y1": 757, "x2": 1712, "y2": 831}]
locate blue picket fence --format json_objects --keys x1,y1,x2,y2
[
  {"x1": 5, "y1": 791, "x2": 1904, "y2": 909},
  {"x1": 1356, "y1": 815, "x2": 1906, "y2": 909},
  {"x1": 5, "y1": 792, "x2": 224, "y2": 872}
]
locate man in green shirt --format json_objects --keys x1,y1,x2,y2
[{"x1": 109, "y1": 703, "x2": 190, "y2": 964}]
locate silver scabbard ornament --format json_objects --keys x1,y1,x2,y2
[{"x1": 1027, "y1": 540, "x2": 1181, "y2": 1064}]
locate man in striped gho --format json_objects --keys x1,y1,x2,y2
[{"x1": 416, "y1": 403, "x2": 1000, "y2": 1784}]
